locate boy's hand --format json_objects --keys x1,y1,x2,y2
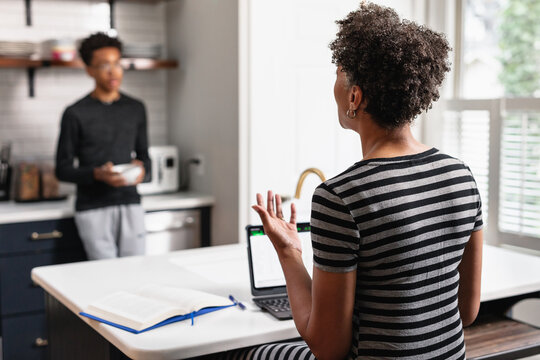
[
  {"x1": 93, "y1": 162, "x2": 127, "y2": 187},
  {"x1": 130, "y1": 159, "x2": 146, "y2": 185}
]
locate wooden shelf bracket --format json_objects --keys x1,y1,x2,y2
[
  {"x1": 109, "y1": 0, "x2": 115, "y2": 30},
  {"x1": 25, "y1": 0, "x2": 32, "y2": 26}
]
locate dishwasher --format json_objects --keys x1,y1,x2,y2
[{"x1": 144, "y1": 210, "x2": 201, "y2": 255}]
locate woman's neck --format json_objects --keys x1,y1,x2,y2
[{"x1": 359, "y1": 122, "x2": 429, "y2": 160}]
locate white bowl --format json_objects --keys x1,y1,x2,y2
[{"x1": 112, "y1": 164, "x2": 142, "y2": 185}]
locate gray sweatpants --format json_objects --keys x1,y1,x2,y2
[{"x1": 75, "y1": 204, "x2": 145, "y2": 260}]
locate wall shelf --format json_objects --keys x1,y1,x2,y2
[
  {"x1": 0, "y1": 57, "x2": 178, "y2": 97},
  {"x1": 0, "y1": 57, "x2": 178, "y2": 70},
  {"x1": 0, "y1": 58, "x2": 41, "y2": 68},
  {"x1": 13, "y1": 0, "x2": 176, "y2": 96}
]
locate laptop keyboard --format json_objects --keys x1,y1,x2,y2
[
  {"x1": 261, "y1": 297, "x2": 290, "y2": 312},
  {"x1": 254, "y1": 297, "x2": 292, "y2": 320}
]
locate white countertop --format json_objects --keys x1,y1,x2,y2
[
  {"x1": 481, "y1": 245, "x2": 540, "y2": 301},
  {"x1": 32, "y1": 244, "x2": 299, "y2": 359},
  {"x1": 0, "y1": 192, "x2": 215, "y2": 224},
  {"x1": 31, "y1": 244, "x2": 540, "y2": 359}
]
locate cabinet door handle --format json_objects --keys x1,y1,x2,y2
[
  {"x1": 30, "y1": 230, "x2": 63, "y2": 240},
  {"x1": 34, "y1": 337, "x2": 49, "y2": 347}
]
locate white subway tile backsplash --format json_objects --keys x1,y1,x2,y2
[{"x1": 0, "y1": 0, "x2": 169, "y2": 162}]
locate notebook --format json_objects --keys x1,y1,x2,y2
[
  {"x1": 79, "y1": 284, "x2": 237, "y2": 334},
  {"x1": 246, "y1": 223, "x2": 313, "y2": 320}
]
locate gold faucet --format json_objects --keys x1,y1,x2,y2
[{"x1": 294, "y1": 168, "x2": 326, "y2": 199}]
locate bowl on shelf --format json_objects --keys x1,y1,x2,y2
[{"x1": 112, "y1": 164, "x2": 142, "y2": 185}]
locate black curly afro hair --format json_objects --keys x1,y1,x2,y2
[
  {"x1": 79, "y1": 32, "x2": 122, "y2": 66},
  {"x1": 330, "y1": 2, "x2": 451, "y2": 129}
]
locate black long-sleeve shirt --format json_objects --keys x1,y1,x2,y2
[{"x1": 55, "y1": 93, "x2": 151, "y2": 211}]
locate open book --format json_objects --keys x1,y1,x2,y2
[{"x1": 79, "y1": 284, "x2": 236, "y2": 334}]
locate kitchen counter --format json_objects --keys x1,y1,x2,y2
[
  {"x1": 31, "y1": 244, "x2": 540, "y2": 359},
  {"x1": 0, "y1": 192, "x2": 215, "y2": 224}
]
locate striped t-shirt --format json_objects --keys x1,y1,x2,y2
[{"x1": 311, "y1": 148, "x2": 483, "y2": 360}]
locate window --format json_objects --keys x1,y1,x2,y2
[
  {"x1": 440, "y1": 99, "x2": 540, "y2": 249},
  {"x1": 438, "y1": 0, "x2": 540, "y2": 249},
  {"x1": 461, "y1": 0, "x2": 540, "y2": 99},
  {"x1": 442, "y1": 109, "x2": 490, "y2": 225},
  {"x1": 499, "y1": 109, "x2": 540, "y2": 238}
]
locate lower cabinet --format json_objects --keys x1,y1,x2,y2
[
  {"x1": 0, "y1": 217, "x2": 87, "y2": 360},
  {"x1": 0, "y1": 207, "x2": 211, "y2": 359},
  {"x1": 2, "y1": 313, "x2": 48, "y2": 360}
]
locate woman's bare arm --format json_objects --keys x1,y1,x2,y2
[
  {"x1": 457, "y1": 229, "x2": 483, "y2": 326},
  {"x1": 252, "y1": 192, "x2": 356, "y2": 360},
  {"x1": 276, "y1": 248, "x2": 356, "y2": 360}
]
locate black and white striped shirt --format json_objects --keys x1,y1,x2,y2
[{"x1": 311, "y1": 148, "x2": 483, "y2": 360}]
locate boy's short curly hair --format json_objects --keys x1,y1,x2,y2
[
  {"x1": 79, "y1": 32, "x2": 122, "y2": 66},
  {"x1": 330, "y1": 2, "x2": 451, "y2": 129}
]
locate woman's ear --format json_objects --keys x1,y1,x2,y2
[{"x1": 349, "y1": 85, "x2": 363, "y2": 111}]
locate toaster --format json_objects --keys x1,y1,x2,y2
[{"x1": 138, "y1": 146, "x2": 179, "y2": 195}]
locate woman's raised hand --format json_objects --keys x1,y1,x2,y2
[{"x1": 251, "y1": 191, "x2": 302, "y2": 254}]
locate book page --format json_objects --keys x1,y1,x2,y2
[
  {"x1": 86, "y1": 291, "x2": 181, "y2": 331},
  {"x1": 136, "y1": 284, "x2": 231, "y2": 313}
]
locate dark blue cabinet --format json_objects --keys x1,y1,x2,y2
[
  {"x1": 2, "y1": 312, "x2": 48, "y2": 360},
  {"x1": 0, "y1": 217, "x2": 86, "y2": 360}
]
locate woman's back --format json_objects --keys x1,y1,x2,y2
[
  {"x1": 311, "y1": 148, "x2": 483, "y2": 359},
  {"x1": 245, "y1": 3, "x2": 483, "y2": 359}
]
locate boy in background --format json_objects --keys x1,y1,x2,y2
[{"x1": 55, "y1": 32, "x2": 151, "y2": 260}]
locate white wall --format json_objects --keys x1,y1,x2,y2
[
  {"x1": 165, "y1": 0, "x2": 239, "y2": 246},
  {"x1": 0, "y1": 0, "x2": 168, "y2": 165},
  {"x1": 243, "y1": 0, "x2": 426, "y2": 226}
]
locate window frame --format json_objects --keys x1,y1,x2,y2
[
  {"x1": 442, "y1": 98, "x2": 540, "y2": 251},
  {"x1": 434, "y1": 0, "x2": 540, "y2": 251}
]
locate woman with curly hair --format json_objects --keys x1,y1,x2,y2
[{"x1": 213, "y1": 2, "x2": 483, "y2": 359}]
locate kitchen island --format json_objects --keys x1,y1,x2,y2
[
  {"x1": 0, "y1": 192, "x2": 215, "y2": 360},
  {"x1": 31, "y1": 244, "x2": 540, "y2": 360}
]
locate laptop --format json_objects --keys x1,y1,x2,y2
[{"x1": 246, "y1": 223, "x2": 313, "y2": 320}]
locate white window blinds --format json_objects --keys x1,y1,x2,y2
[
  {"x1": 441, "y1": 99, "x2": 540, "y2": 246},
  {"x1": 499, "y1": 112, "x2": 540, "y2": 238},
  {"x1": 442, "y1": 110, "x2": 490, "y2": 225}
]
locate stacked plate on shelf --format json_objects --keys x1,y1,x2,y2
[
  {"x1": 123, "y1": 43, "x2": 162, "y2": 59},
  {"x1": 41, "y1": 39, "x2": 77, "y2": 61},
  {"x1": 0, "y1": 41, "x2": 37, "y2": 58}
]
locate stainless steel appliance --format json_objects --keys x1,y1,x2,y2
[
  {"x1": 138, "y1": 146, "x2": 179, "y2": 195},
  {"x1": 144, "y1": 210, "x2": 201, "y2": 255}
]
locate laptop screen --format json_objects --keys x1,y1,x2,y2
[{"x1": 246, "y1": 223, "x2": 313, "y2": 295}]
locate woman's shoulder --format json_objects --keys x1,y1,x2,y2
[
  {"x1": 314, "y1": 162, "x2": 373, "y2": 199},
  {"x1": 317, "y1": 149, "x2": 477, "y2": 199}
]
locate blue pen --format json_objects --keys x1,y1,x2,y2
[{"x1": 229, "y1": 295, "x2": 246, "y2": 310}]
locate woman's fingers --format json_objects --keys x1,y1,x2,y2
[
  {"x1": 254, "y1": 191, "x2": 288, "y2": 222},
  {"x1": 254, "y1": 194, "x2": 269, "y2": 221},
  {"x1": 267, "y1": 190, "x2": 275, "y2": 215},
  {"x1": 290, "y1": 202, "x2": 297, "y2": 225},
  {"x1": 275, "y1": 194, "x2": 284, "y2": 220},
  {"x1": 256, "y1": 193, "x2": 264, "y2": 207},
  {"x1": 251, "y1": 204, "x2": 270, "y2": 223}
]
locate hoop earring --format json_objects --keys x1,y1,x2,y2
[{"x1": 346, "y1": 109, "x2": 357, "y2": 119}]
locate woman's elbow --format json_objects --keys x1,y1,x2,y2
[
  {"x1": 311, "y1": 347, "x2": 349, "y2": 360},
  {"x1": 309, "y1": 339, "x2": 350, "y2": 360},
  {"x1": 460, "y1": 304, "x2": 480, "y2": 327}
]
